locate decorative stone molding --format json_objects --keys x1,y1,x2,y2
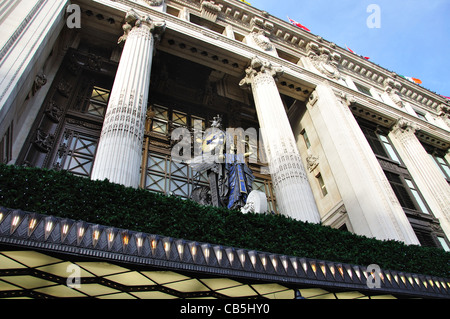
[
  {"x1": 200, "y1": 0, "x2": 222, "y2": 22},
  {"x1": 306, "y1": 154, "x2": 319, "y2": 172},
  {"x1": 391, "y1": 117, "x2": 419, "y2": 135},
  {"x1": 338, "y1": 91, "x2": 356, "y2": 107},
  {"x1": 307, "y1": 91, "x2": 318, "y2": 107},
  {"x1": 56, "y1": 79, "x2": 71, "y2": 98},
  {"x1": 306, "y1": 43, "x2": 341, "y2": 80},
  {"x1": 26, "y1": 73, "x2": 47, "y2": 100},
  {"x1": 143, "y1": 0, "x2": 164, "y2": 6},
  {"x1": 437, "y1": 104, "x2": 450, "y2": 127},
  {"x1": 248, "y1": 30, "x2": 276, "y2": 53},
  {"x1": 384, "y1": 77, "x2": 404, "y2": 107},
  {"x1": 33, "y1": 129, "x2": 54, "y2": 153},
  {"x1": 250, "y1": 16, "x2": 274, "y2": 34},
  {"x1": 44, "y1": 100, "x2": 63, "y2": 123}
]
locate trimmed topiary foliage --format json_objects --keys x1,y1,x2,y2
[{"x1": 0, "y1": 164, "x2": 448, "y2": 277}]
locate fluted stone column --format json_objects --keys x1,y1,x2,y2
[
  {"x1": 389, "y1": 118, "x2": 450, "y2": 238},
  {"x1": 91, "y1": 11, "x2": 165, "y2": 187},
  {"x1": 307, "y1": 84, "x2": 419, "y2": 244},
  {"x1": 240, "y1": 57, "x2": 320, "y2": 223}
]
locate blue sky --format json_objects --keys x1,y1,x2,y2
[{"x1": 246, "y1": 0, "x2": 450, "y2": 98}]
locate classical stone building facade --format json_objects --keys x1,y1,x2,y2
[{"x1": 1, "y1": 0, "x2": 450, "y2": 252}]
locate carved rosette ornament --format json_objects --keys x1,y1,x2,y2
[{"x1": 307, "y1": 43, "x2": 341, "y2": 80}]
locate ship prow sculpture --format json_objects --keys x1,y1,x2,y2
[{"x1": 188, "y1": 114, "x2": 267, "y2": 214}]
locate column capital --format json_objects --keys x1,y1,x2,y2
[
  {"x1": 391, "y1": 117, "x2": 419, "y2": 135},
  {"x1": 118, "y1": 9, "x2": 166, "y2": 44},
  {"x1": 239, "y1": 56, "x2": 283, "y2": 88}
]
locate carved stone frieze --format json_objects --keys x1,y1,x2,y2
[
  {"x1": 384, "y1": 77, "x2": 404, "y2": 107},
  {"x1": 27, "y1": 73, "x2": 47, "y2": 99},
  {"x1": 307, "y1": 43, "x2": 341, "y2": 80},
  {"x1": 437, "y1": 103, "x2": 450, "y2": 127},
  {"x1": 143, "y1": 0, "x2": 164, "y2": 6},
  {"x1": 44, "y1": 99, "x2": 63, "y2": 123},
  {"x1": 306, "y1": 154, "x2": 319, "y2": 172},
  {"x1": 56, "y1": 79, "x2": 72, "y2": 98},
  {"x1": 86, "y1": 54, "x2": 102, "y2": 71},
  {"x1": 33, "y1": 129, "x2": 55, "y2": 153},
  {"x1": 250, "y1": 30, "x2": 275, "y2": 52}
]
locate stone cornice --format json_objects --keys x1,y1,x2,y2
[
  {"x1": 88, "y1": 0, "x2": 449, "y2": 144},
  {"x1": 166, "y1": 0, "x2": 448, "y2": 113}
]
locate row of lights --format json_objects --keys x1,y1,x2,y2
[{"x1": 1, "y1": 209, "x2": 450, "y2": 294}]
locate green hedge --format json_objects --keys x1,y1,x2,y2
[{"x1": 0, "y1": 164, "x2": 448, "y2": 277}]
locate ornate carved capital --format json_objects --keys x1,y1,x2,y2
[
  {"x1": 239, "y1": 56, "x2": 283, "y2": 88},
  {"x1": 118, "y1": 9, "x2": 166, "y2": 44},
  {"x1": 392, "y1": 117, "x2": 419, "y2": 135}
]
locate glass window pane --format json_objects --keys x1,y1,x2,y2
[
  {"x1": 436, "y1": 157, "x2": 446, "y2": 165},
  {"x1": 302, "y1": 131, "x2": 311, "y2": 149},
  {"x1": 173, "y1": 111, "x2": 187, "y2": 126},
  {"x1": 148, "y1": 154, "x2": 166, "y2": 172},
  {"x1": 91, "y1": 87, "x2": 110, "y2": 103},
  {"x1": 441, "y1": 165, "x2": 450, "y2": 178},
  {"x1": 405, "y1": 179, "x2": 414, "y2": 189},
  {"x1": 383, "y1": 143, "x2": 400, "y2": 163},
  {"x1": 152, "y1": 120, "x2": 168, "y2": 134},
  {"x1": 171, "y1": 161, "x2": 188, "y2": 177},
  {"x1": 379, "y1": 135, "x2": 389, "y2": 143},
  {"x1": 252, "y1": 180, "x2": 265, "y2": 192},
  {"x1": 438, "y1": 237, "x2": 450, "y2": 252},
  {"x1": 153, "y1": 106, "x2": 168, "y2": 120},
  {"x1": 410, "y1": 189, "x2": 429, "y2": 214},
  {"x1": 88, "y1": 102, "x2": 106, "y2": 117}
]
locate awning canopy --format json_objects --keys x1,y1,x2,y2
[{"x1": 0, "y1": 207, "x2": 448, "y2": 299}]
